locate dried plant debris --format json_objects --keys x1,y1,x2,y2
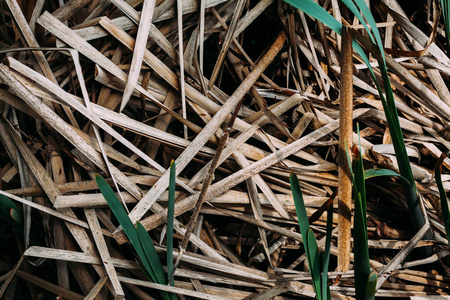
[{"x1": 0, "y1": 0, "x2": 450, "y2": 298}]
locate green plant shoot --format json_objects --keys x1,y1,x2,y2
[
  {"x1": 290, "y1": 173, "x2": 333, "y2": 300},
  {"x1": 95, "y1": 174, "x2": 173, "y2": 300}
]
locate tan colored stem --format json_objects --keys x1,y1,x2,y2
[{"x1": 337, "y1": 25, "x2": 353, "y2": 273}]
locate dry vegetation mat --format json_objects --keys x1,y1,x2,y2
[{"x1": 0, "y1": 0, "x2": 450, "y2": 298}]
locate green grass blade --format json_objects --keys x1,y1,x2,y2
[
  {"x1": 365, "y1": 271, "x2": 378, "y2": 300},
  {"x1": 321, "y1": 201, "x2": 333, "y2": 300},
  {"x1": 341, "y1": 0, "x2": 376, "y2": 43},
  {"x1": 95, "y1": 175, "x2": 155, "y2": 280},
  {"x1": 284, "y1": 0, "x2": 372, "y2": 70},
  {"x1": 355, "y1": 127, "x2": 366, "y2": 220},
  {"x1": 167, "y1": 160, "x2": 175, "y2": 287},
  {"x1": 353, "y1": 191, "x2": 371, "y2": 300},
  {"x1": 96, "y1": 174, "x2": 172, "y2": 299},
  {"x1": 136, "y1": 223, "x2": 171, "y2": 300},
  {"x1": 307, "y1": 229, "x2": 322, "y2": 300},
  {"x1": 364, "y1": 168, "x2": 419, "y2": 228},
  {"x1": 364, "y1": 169, "x2": 412, "y2": 189},
  {"x1": 290, "y1": 173, "x2": 311, "y2": 236},
  {"x1": 352, "y1": 145, "x2": 371, "y2": 299},
  {"x1": 284, "y1": 0, "x2": 341, "y2": 33},
  {"x1": 343, "y1": 0, "x2": 385, "y2": 55},
  {"x1": 435, "y1": 152, "x2": 450, "y2": 247},
  {"x1": 95, "y1": 175, "x2": 141, "y2": 251},
  {"x1": 346, "y1": 129, "x2": 373, "y2": 299},
  {"x1": 290, "y1": 173, "x2": 322, "y2": 299},
  {"x1": 136, "y1": 222, "x2": 167, "y2": 286}
]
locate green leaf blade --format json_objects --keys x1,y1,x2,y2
[
  {"x1": 136, "y1": 222, "x2": 167, "y2": 285},
  {"x1": 290, "y1": 173, "x2": 324, "y2": 299},
  {"x1": 95, "y1": 175, "x2": 159, "y2": 285},
  {"x1": 364, "y1": 271, "x2": 378, "y2": 300},
  {"x1": 167, "y1": 160, "x2": 176, "y2": 286},
  {"x1": 307, "y1": 229, "x2": 322, "y2": 300},
  {"x1": 284, "y1": 0, "x2": 341, "y2": 34},
  {"x1": 321, "y1": 202, "x2": 333, "y2": 300},
  {"x1": 95, "y1": 175, "x2": 142, "y2": 253},
  {"x1": 289, "y1": 173, "x2": 310, "y2": 236}
]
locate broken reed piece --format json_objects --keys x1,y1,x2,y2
[
  {"x1": 337, "y1": 25, "x2": 353, "y2": 273},
  {"x1": 120, "y1": 0, "x2": 157, "y2": 112},
  {"x1": 176, "y1": 0, "x2": 188, "y2": 139}
]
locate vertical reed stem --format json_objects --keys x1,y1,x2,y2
[{"x1": 337, "y1": 25, "x2": 353, "y2": 273}]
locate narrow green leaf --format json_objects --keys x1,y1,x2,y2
[
  {"x1": 284, "y1": 0, "x2": 341, "y2": 34},
  {"x1": 342, "y1": 0, "x2": 383, "y2": 55},
  {"x1": 364, "y1": 168, "x2": 420, "y2": 227},
  {"x1": 136, "y1": 222, "x2": 167, "y2": 285},
  {"x1": 353, "y1": 192, "x2": 371, "y2": 300},
  {"x1": 285, "y1": 0, "x2": 372, "y2": 68},
  {"x1": 167, "y1": 160, "x2": 175, "y2": 286},
  {"x1": 364, "y1": 271, "x2": 378, "y2": 300},
  {"x1": 290, "y1": 173, "x2": 311, "y2": 236},
  {"x1": 95, "y1": 175, "x2": 141, "y2": 251},
  {"x1": 364, "y1": 169, "x2": 412, "y2": 189},
  {"x1": 435, "y1": 152, "x2": 450, "y2": 248},
  {"x1": 290, "y1": 173, "x2": 322, "y2": 298},
  {"x1": 136, "y1": 225, "x2": 172, "y2": 300},
  {"x1": 321, "y1": 202, "x2": 333, "y2": 300},
  {"x1": 307, "y1": 229, "x2": 322, "y2": 300},
  {"x1": 96, "y1": 174, "x2": 172, "y2": 299},
  {"x1": 364, "y1": 168, "x2": 409, "y2": 182},
  {"x1": 349, "y1": 129, "x2": 371, "y2": 300},
  {"x1": 341, "y1": 0, "x2": 376, "y2": 44},
  {"x1": 354, "y1": 127, "x2": 366, "y2": 221},
  {"x1": 95, "y1": 175, "x2": 156, "y2": 280}
]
